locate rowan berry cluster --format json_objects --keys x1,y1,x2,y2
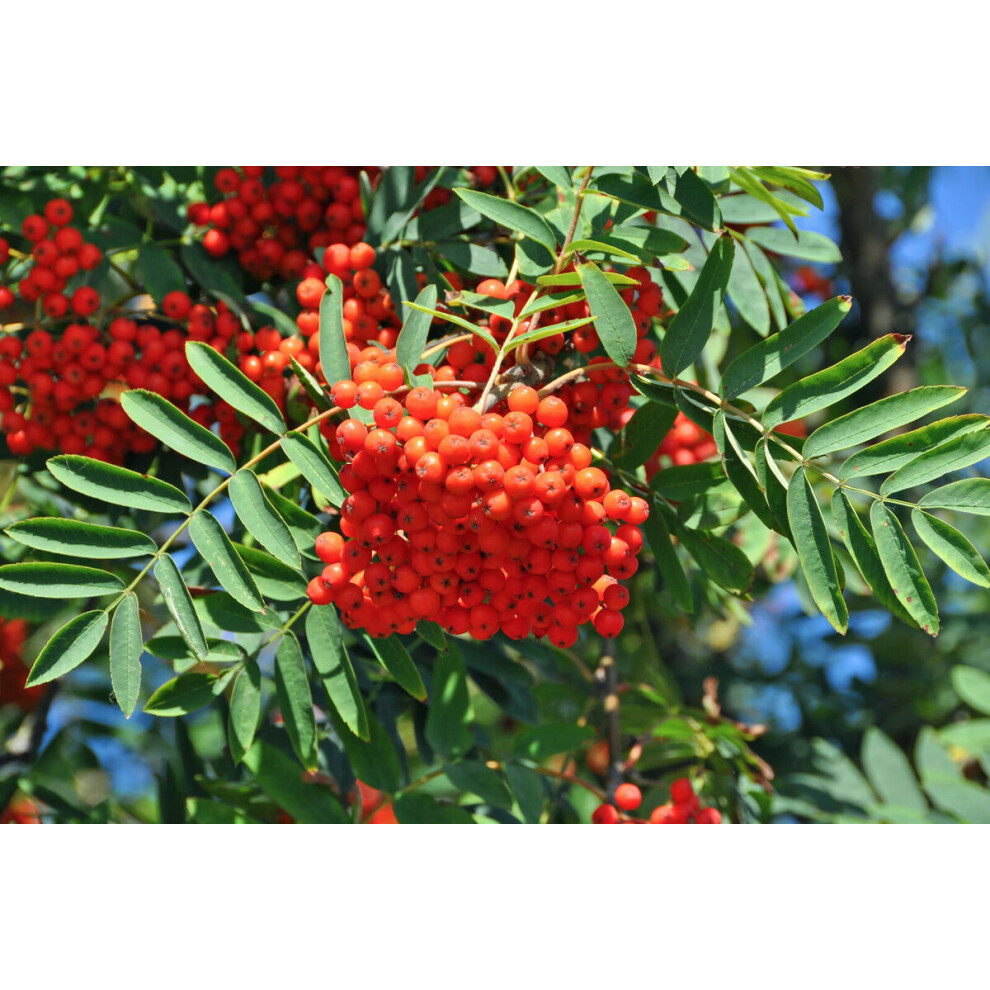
[
  {"x1": 0, "y1": 617, "x2": 41, "y2": 713},
  {"x1": 308, "y1": 378, "x2": 647, "y2": 644},
  {"x1": 0, "y1": 199, "x2": 102, "y2": 316},
  {"x1": 187, "y1": 166, "x2": 376, "y2": 280},
  {"x1": 591, "y1": 776, "x2": 722, "y2": 824},
  {"x1": 293, "y1": 240, "x2": 401, "y2": 348},
  {"x1": 645, "y1": 412, "x2": 719, "y2": 478},
  {"x1": 0, "y1": 315, "x2": 195, "y2": 460}
]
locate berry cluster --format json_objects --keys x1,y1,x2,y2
[
  {"x1": 187, "y1": 166, "x2": 376, "y2": 280},
  {"x1": 0, "y1": 199, "x2": 102, "y2": 316},
  {"x1": 308, "y1": 380, "x2": 648, "y2": 644},
  {"x1": 0, "y1": 617, "x2": 42, "y2": 712},
  {"x1": 0, "y1": 315, "x2": 194, "y2": 460},
  {"x1": 592, "y1": 777, "x2": 722, "y2": 824},
  {"x1": 292, "y1": 240, "x2": 400, "y2": 349},
  {"x1": 645, "y1": 412, "x2": 718, "y2": 478}
]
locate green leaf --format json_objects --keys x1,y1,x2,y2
[
  {"x1": 274, "y1": 632, "x2": 318, "y2": 770},
  {"x1": 881, "y1": 426, "x2": 990, "y2": 495},
  {"x1": 395, "y1": 283, "x2": 438, "y2": 375},
  {"x1": 280, "y1": 432, "x2": 346, "y2": 508},
  {"x1": 643, "y1": 502, "x2": 693, "y2": 613},
  {"x1": 232, "y1": 543, "x2": 306, "y2": 601},
  {"x1": 745, "y1": 225, "x2": 842, "y2": 262},
  {"x1": 25, "y1": 610, "x2": 108, "y2": 687},
  {"x1": 249, "y1": 299, "x2": 300, "y2": 340},
  {"x1": 673, "y1": 521, "x2": 754, "y2": 596},
  {"x1": 804, "y1": 386, "x2": 966, "y2": 459},
  {"x1": 243, "y1": 741, "x2": 347, "y2": 823},
  {"x1": 121, "y1": 390, "x2": 236, "y2": 473},
  {"x1": 808, "y1": 738, "x2": 876, "y2": 810},
  {"x1": 263, "y1": 484, "x2": 322, "y2": 553},
  {"x1": 416, "y1": 619, "x2": 447, "y2": 652},
  {"x1": 613, "y1": 402, "x2": 676, "y2": 470},
  {"x1": 567, "y1": 237, "x2": 645, "y2": 265},
  {"x1": 154, "y1": 553, "x2": 209, "y2": 661},
  {"x1": 713, "y1": 412, "x2": 775, "y2": 530},
  {"x1": 329, "y1": 707, "x2": 403, "y2": 794},
  {"x1": 393, "y1": 793, "x2": 476, "y2": 824},
  {"x1": 514, "y1": 724, "x2": 594, "y2": 760},
  {"x1": 576, "y1": 260, "x2": 637, "y2": 367},
  {"x1": 365, "y1": 633, "x2": 426, "y2": 701},
  {"x1": 188, "y1": 511, "x2": 266, "y2": 612},
  {"x1": 594, "y1": 171, "x2": 721, "y2": 231},
  {"x1": 445, "y1": 762, "x2": 512, "y2": 810},
  {"x1": 180, "y1": 243, "x2": 245, "y2": 304},
  {"x1": 660, "y1": 235, "x2": 734, "y2": 376},
  {"x1": 786, "y1": 467, "x2": 848, "y2": 633},
  {"x1": 228, "y1": 659, "x2": 262, "y2": 761},
  {"x1": 568, "y1": 227, "x2": 688, "y2": 264},
  {"x1": 861, "y1": 727, "x2": 926, "y2": 813},
  {"x1": 144, "y1": 672, "x2": 217, "y2": 716},
  {"x1": 305, "y1": 605, "x2": 368, "y2": 740},
  {"x1": 911, "y1": 510, "x2": 990, "y2": 589},
  {"x1": 503, "y1": 316, "x2": 597, "y2": 354},
  {"x1": 750, "y1": 166, "x2": 827, "y2": 210},
  {"x1": 720, "y1": 296, "x2": 851, "y2": 399},
  {"x1": 919, "y1": 477, "x2": 990, "y2": 515},
  {"x1": 839, "y1": 416, "x2": 988, "y2": 481},
  {"x1": 830, "y1": 492, "x2": 916, "y2": 627},
  {"x1": 434, "y1": 242, "x2": 509, "y2": 278},
  {"x1": 538, "y1": 270, "x2": 637, "y2": 289},
  {"x1": 0, "y1": 562, "x2": 124, "y2": 598},
  {"x1": 425, "y1": 648, "x2": 473, "y2": 759},
  {"x1": 763, "y1": 334, "x2": 909, "y2": 430},
  {"x1": 109, "y1": 593, "x2": 143, "y2": 717},
  {"x1": 720, "y1": 193, "x2": 801, "y2": 225},
  {"x1": 5, "y1": 518, "x2": 157, "y2": 559},
  {"x1": 185, "y1": 340, "x2": 286, "y2": 435},
  {"x1": 503, "y1": 763, "x2": 545, "y2": 823},
  {"x1": 534, "y1": 166, "x2": 572, "y2": 189},
  {"x1": 453, "y1": 188, "x2": 557, "y2": 255},
  {"x1": 318, "y1": 273, "x2": 352, "y2": 388},
  {"x1": 380, "y1": 168, "x2": 442, "y2": 245},
  {"x1": 289, "y1": 354, "x2": 331, "y2": 412},
  {"x1": 938, "y1": 720, "x2": 990, "y2": 753},
  {"x1": 47, "y1": 454, "x2": 192, "y2": 514},
  {"x1": 727, "y1": 167, "x2": 805, "y2": 236},
  {"x1": 951, "y1": 665, "x2": 990, "y2": 724},
  {"x1": 923, "y1": 774, "x2": 990, "y2": 822},
  {"x1": 137, "y1": 241, "x2": 186, "y2": 302},
  {"x1": 755, "y1": 440, "x2": 792, "y2": 540},
  {"x1": 870, "y1": 501, "x2": 939, "y2": 637},
  {"x1": 744, "y1": 240, "x2": 787, "y2": 331},
  {"x1": 403, "y1": 301, "x2": 500, "y2": 353},
  {"x1": 915, "y1": 727, "x2": 958, "y2": 781},
  {"x1": 195, "y1": 592, "x2": 280, "y2": 634},
  {"x1": 726, "y1": 235, "x2": 770, "y2": 335},
  {"x1": 651, "y1": 460, "x2": 734, "y2": 501},
  {"x1": 144, "y1": 634, "x2": 243, "y2": 664},
  {"x1": 661, "y1": 168, "x2": 723, "y2": 231},
  {"x1": 417, "y1": 199, "x2": 482, "y2": 241},
  {"x1": 228, "y1": 470, "x2": 300, "y2": 569},
  {"x1": 951, "y1": 666, "x2": 990, "y2": 716}
]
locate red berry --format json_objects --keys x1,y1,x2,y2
[
  {"x1": 591, "y1": 803, "x2": 620, "y2": 824},
  {"x1": 614, "y1": 783, "x2": 642, "y2": 811}
]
